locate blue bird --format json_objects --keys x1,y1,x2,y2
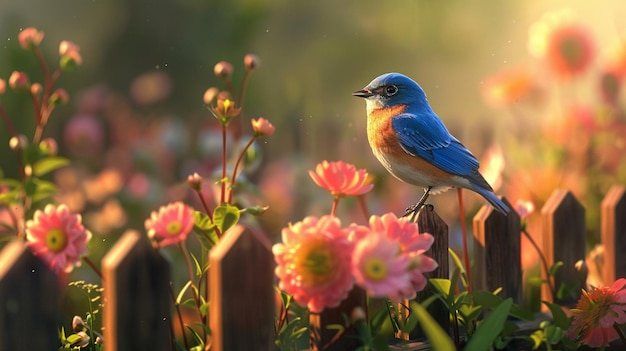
[{"x1": 353, "y1": 72, "x2": 509, "y2": 215}]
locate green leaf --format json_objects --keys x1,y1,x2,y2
[
  {"x1": 32, "y1": 157, "x2": 69, "y2": 177},
  {"x1": 325, "y1": 324, "x2": 345, "y2": 331},
  {"x1": 24, "y1": 177, "x2": 37, "y2": 197},
  {"x1": 429, "y1": 278, "x2": 451, "y2": 300},
  {"x1": 241, "y1": 205, "x2": 269, "y2": 216},
  {"x1": 190, "y1": 252, "x2": 203, "y2": 277},
  {"x1": 448, "y1": 248, "x2": 469, "y2": 288},
  {"x1": 542, "y1": 300, "x2": 570, "y2": 330},
  {"x1": 529, "y1": 329, "x2": 544, "y2": 349},
  {"x1": 193, "y1": 211, "x2": 219, "y2": 250},
  {"x1": 410, "y1": 301, "x2": 456, "y2": 351},
  {"x1": 176, "y1": 281, "x2": 193, "y2": 305},
  {"x1": 66, "y1": 333, "x2": 83, "y2": 345},
  {"x1": 549, "y1": 261, "x2": 564, "y2": 276},
  {"x1": 32, "y1": 180, "x2": 57, "y2": 202},
  {"x1": 213, "y1": 203, "x2": 240, "y2": 233},
  {"x1": 464, "y1": 298, "x2": 513, "y2": 351}
]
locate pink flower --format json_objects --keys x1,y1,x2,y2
[
  {"x1": 59, "y1": 40, "x2": 83, "y2": 69},
  {"x1": 145, "y1": 202, "x2": 195, "y2": 247},
  {"x1": 251, "y1": 117, "x2": 275, "y2": 137},
  {"x1": 273, "y1": 216, "x2": 354, "y2": 313},
  {"x1": 214, "y1": 61, "x2": 234, "y2": 78},
  {"x1": 514, "y1": 200, "x2": 535, "y2": 220},
  {"x1": 25, "y1": 204, "x2": 92, "y2": 274},
  {"x1": 18, "y1": 27, "x2": 44, "y2": 49},
  {"x1": 528, "y1": 10, "x2": 594, "y2": 78},
  {"x1": 244, "y1": 54, "x2": 261, "y2": 70},
  {"x1": 63, "y1": 114, "x2": 105, "y2": 156},
  {"x1": 568, "y1": 278, "x2": 626, "y2": 348},
  {"x1": 309, "y1": 161, "x2": 373, "y2": 197},
  {"x1": 481, "y1": 67, "x2": 539, "y2": 107},
  {"x1": 367, "y1": 213, "x2": 437, "y2": 300},
  {"x1": 352, "y1": 232, "x2": 410, "y2": 298},
  {"x1": 0, "y1": 79, "x2": 5, "y2": 94}
]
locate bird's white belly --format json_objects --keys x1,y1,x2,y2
[{"x1": 372, "y1": 148, "x2": 468, "y2": 194}]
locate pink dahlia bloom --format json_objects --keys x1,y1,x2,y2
[
  {"x1": 352, "y1": 232, "x2": 410, "y2": 298},
  {"x1": 568, "y1": 278, "x2": 626, "y2": 348},
  {"x1": 308, "y1": 160, "x2": 373, "y2": 197},
  {"x1": 367, "y1": 213, "x2": 437, "y2": 300},
  {"x1": 273, "y1": 215, "x2": 354, "y2": 313},
  {"x1": 145, "y1": 202, "x2": 195, "y2": 247},
  {"x1": 25, "y1": 204, "x2": 92, "y2": 274}
]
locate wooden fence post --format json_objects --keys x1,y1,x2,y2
[
  {"x1": 0, "y1": 240, "x2": 60, "y2": 351},
  {"x1": 601, "y1": 185, "x2": 626, "y2": 284},
  {"x1": 541, "y1": 189, "x2": 586, "y2": 306},
  {"x1": 102, "y1": 230, "x2": 173, "y2": 351},
  {"x1": 209, "y1": 224, "x2": 275, "y2": 351},
  {"x1": 408, "y1": 206, "x2": 450, "y2": 340},
  {"x1": 473, "y1": 197, "x2": 522, "y2": 304}
]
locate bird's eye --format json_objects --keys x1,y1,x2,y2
[{"x1": 385, "y1": 85, "x2": 398, "y2": 96}]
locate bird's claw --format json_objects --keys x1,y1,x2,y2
[{"x1": 401, "y1": 203, "x2": 434, "y2": 219}]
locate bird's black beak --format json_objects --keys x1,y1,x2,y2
[{"x1": 352, "y1": 88, "x2": 373, "y2": 98}]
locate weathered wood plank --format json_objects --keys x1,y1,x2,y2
[
  {"x1": 541, "y1": 190, "x2": 586, "y2": 306},
  {"x1": 209, "y1": 225, "x2": 275, "y2": 351},
  {"x1": 102, "y1": 230, "x2": 172, "y2": 351},
  {"x1": 409, "y1": 206, "x2": 450, "y2": 340},
  {"x1": 473, "y1": 197, "x2": 522, "y2": 304},
  {"x1": 0, "y1": 240, "x2": 59, "y2": 351},
  {"x1": 601, "y1": 185, "x2": 626, "y2": 283},
  {"x1": 310, "y1": 287, "x2": 367, "y2": 351}
]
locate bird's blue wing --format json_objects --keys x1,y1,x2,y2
[{"x1": 391, "y1": 113, "x2": 480, "y2": 178}]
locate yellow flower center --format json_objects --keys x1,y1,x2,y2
[
  {"x1": 363, "y1": 258, "x2": 387, "y2": 281},
  {"x1": 45, "y1": 228, "x2": 68, "y2": 253},
  {"x1": 166, "y1": 221, "x2": 182, "y2": 236},
  {"x1": 294, "y1": 240, "x2": 336, "y2": 287}
]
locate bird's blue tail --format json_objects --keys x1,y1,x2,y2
[{"x1": 472, "y1": 186, "x2": 509, "y2": 215}]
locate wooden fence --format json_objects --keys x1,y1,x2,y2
[{"x1": 0, "y1": 185, "x2": 625, "y2": 351}]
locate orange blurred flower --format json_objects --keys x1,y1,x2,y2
[
  {"x1": 482, "y1": 67, "x2": 538, "y2": 107},
  {"x1": 18, "y1": 27, "x2": 44, "y2": 49},
  {"x1": 528, "y1": 10, "x2": 595, "y2": 78}
]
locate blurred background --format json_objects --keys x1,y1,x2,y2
[{"x1": 2, "y1": 0, "x2": 626, "y2": 311}]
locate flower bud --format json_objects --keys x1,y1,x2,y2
[
  {"x1": 213, "y1": 61, "x2": 233, "y2": 78},
  {"x1": 18, "y1": 27, "x2": 44, "y2": 49},
  {"x1": 8, "y1": 71, "x2": 30, "y2": 91},
  {"x1": 187, "y1": 172, "x2": 203, "y2": 191},
  {"x1": 244, "y1": 54, "x2": 261, "y2": 70},
  {"x1": 30, "y1": 83, "x2": 42, "y2": 96},
  {"x1": 202, "y1": 87, "x2": 218, "y2": 105},
  {"x1": 49, "y1": 89, "x2": 70, "y2": 105},
  {"x1": 8, "y1": 134, "x2": 28, "y2": 150},
  {"x1": 251, "y1": 117, "x2": 275, "y2": 137},
  {"x1": 40, "y1": 138, "x2": 58, "y2": 156},
  {"x1": 73, "y1": 331, "x2": 90, "y2": 347},
  {"x1": 72, "y1": 315, "x2": 85, "y2": 332},
  {"x1": 0, "y1": 79, "x2": 5, "y2": 95},
  {"x1": 59, "y1": 40, "x2": 83, "y2": 70}
]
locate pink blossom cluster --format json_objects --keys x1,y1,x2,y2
[{"x1": 272, "y1": 212, "x2": 437, "y2": 313}]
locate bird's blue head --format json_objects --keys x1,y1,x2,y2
[{"x1": 353, "y1": 73, "x2": 431, "y2": 113}]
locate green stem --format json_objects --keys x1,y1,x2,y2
[
  {"x1": 168, "y1": 283, "x2": 190, "y2": 350},
  {"x1": 178, "y1": 242, "x2": 206, "y2": 339}
]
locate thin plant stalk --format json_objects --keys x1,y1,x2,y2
[
  {"x1": 457, "y1": 189, "x2": 472, "y2": 294},
  {"x1": 522, "y1": 228, "x2": 555, "y2": 297},
  {"x1": 220, "y1": 125, "x2": 228, "y2": 204},
  {"x1": 357, "y1": 195, "x2": 369, "y2": 221},
  {"x1": 330, "y1": 197, "x2": 340, "y2": 217},
  {"x1": 82, "y1": 256, "x2": 103, "y2": 280},
  {"x1": 227, "y1": 136, "x2": 256, "y2": 204},
  {"x1": 168, "y1": 284, "x2": 190, "y2": 350},
  {"x1": 178, "y1": 242, "x2": 206, "y2": 339}
]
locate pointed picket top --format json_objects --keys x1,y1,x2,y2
[
  {"x1": 541, "y1": 189, "x2": 586, "y2": 306},
  {"x1": 102, "y1": 230, "x2": 172, "y2": 351},
  {"x1": 473, "y1": 197, "x2": 522, "y2": 304},
  {"x1": 601, "y1": 185, "x2": 626, "y2": 284},
  {"x1": 210, "y1": 224, "x2": 275, "y2": 351},
  {"x1": 0, "y1": 240, "x2": 59, "y2": 351}
]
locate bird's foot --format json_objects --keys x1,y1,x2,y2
[{"x1": 401, "y1": 203, "x2": 434, "y2": 220}]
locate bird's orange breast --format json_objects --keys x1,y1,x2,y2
[{"x1": 366, "y1": 104, "x2": 463, "y2": 189}]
